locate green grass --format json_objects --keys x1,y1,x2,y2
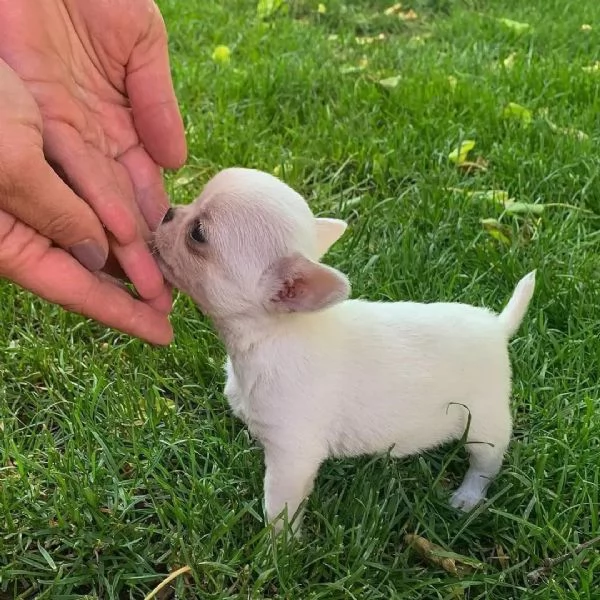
[{"x1": 2, "y1": 0, "x2": 600, "y2": 597}]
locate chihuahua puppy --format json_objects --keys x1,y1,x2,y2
[{"x1": 154, "y1": 167, "x2": 535, "y2": 533}]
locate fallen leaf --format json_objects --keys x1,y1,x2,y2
[
  {"x1": 447, "y1": 75, "x2": 458, "y2": 90},
  {"x1": 327, "y1": 34, "x2": 339, "y2": 41},
  {"x1": 355, "y1": 33, "x2": 386, "y2": 44},
  {"x1": 557, "y1": 127, "x2": 588, "y2": 140},
  {"x1": 581, "y1": 24, "x2": 592, "y2": 32},
  {"x1": 503, "y1": 201, "x2": 545, "y2": 215},
  {"x1": 273, "y1": 162, "x2": 293, "y2": 177},
  {"x1": 494, "y1": 545, "x2": 510, "y2": 570},
  {"x1": 173, "y1": 171, "x2": 203, "y2": 187},
  {"x1": 450, "y1": 188, "x2": 511, "y2": 204},
  {"x1": 503, "y1": 52, "x2": 517, "y2": 69},
  {"x1": 340, "y1": 59, "x2": 368, "y2": 74},
  {"x1": 543, "y1": 116, "x2": 589, "y2": 140},
  {"x1": 582, "y1": 62, "x2": 600, "y2": 73},
  {"x1": 399, "y1": 9, "x2": 418, "y2": 21},
  {"x1": 257, "y1": 0, "x2": 286, "y2": 19},
  {"x1": 212, "y1": 45, "x2": 231, "y2": 64},
  {"x1": 481, "y1": 218, "x2": 512, "y2": 245},
  {"x1": 317, "y1": 3, "x2": 326, "y2": 14},
  {"x1": 456, "y1": 156, "x2": 488, "y2": 174},
  {"x1": 378, "y1": 75, "x2": 402, "y2": 88},
  {"x1": 502, "y1": 102, "x2": 532, "y2": 125},
  {"x1": 384, "y1": 2, "x2": 403, "y2": 15},
  {"x1": 498, "y1": 17, "x2": 531, "y2": 34},
  {"x1": 448, "y1": 140, "x2": 476, "y2": 165},
  {"x1": 404, "y1": 534, "x2": 478, "y2": 576}
]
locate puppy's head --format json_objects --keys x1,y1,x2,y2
[{"x1": 154, "y1": 168, "x2": 350, "y2": 319}]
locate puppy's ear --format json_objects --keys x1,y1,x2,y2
[
  {"x1": 315, "y1": 218, "x2": 347, "y2": 258},
  {"x1": 262, "y1": 253, "x2": 350, "y2": 313}
]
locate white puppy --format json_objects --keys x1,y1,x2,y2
[{"x1": 154, "y1": 167, "x2": 535, "y2": 533}]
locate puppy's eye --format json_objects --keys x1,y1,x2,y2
[{"x1": 189, "y1": 220, "x2": 206, "y2": 243}]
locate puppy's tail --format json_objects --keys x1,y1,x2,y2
[{"x1": 498, "y1": 271, "x2": 536, "y2": 338}]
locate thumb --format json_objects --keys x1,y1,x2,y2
[{"x1": 3, "y1": 155, "x2": 109, "y2": 271}]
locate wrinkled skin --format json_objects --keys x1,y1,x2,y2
[{"x1": 0, "y1": 0, "x2": 187, "y2": 343}]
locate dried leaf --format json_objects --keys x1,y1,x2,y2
[
  {"x1": 502, "y1": 52, "x2": 517, "y2": 69},
  {"x1": 450, "y1": 188, "x2": 511, "y2": 204},
  {"x1": 456, "y1": 156, "x2": 488, "y2": 174},
  {"x1": 378, "y1": 75, "x2": 402, "y2": 88},
  {"x1": 399, "y1": 9, "x2": 418, "y2": 21},
  {"x1": 582, "y1": 62, "x2": 600, "y2": 73},
  {"x1": 481, "y1": 218, "x2": 512, "y2": 245},
  {"x1": 448, "y1": 140, "x2": 476, "y2": 165},
  {"x1": 502, "y1": 102, "x2": 532, "y2": 125},
  {"x1": 340, "y1": 57, "x2": 368, "y2": 74},
  {"x1": 498, "y1": 18, "x2": 531, "y2": 34},
  {"x1": 212, "y1": 45, "x2": 231, "y2": 64},
  {"x1": 384, "y1": 2, "x2": 403, "y2": 15},
  {"x1": 404, "y1": 534, "x2": 477, "y2": 577},
  {"x1": 544, "y1": 116, "x2": 589, "y2": 140},
  {"x1": 447, "y1": 75, "x2": 458, "y2": 90},
  {"x1": 317, "y1": 3, "x2": 326, "y2": 14},
  {"x1": 355, "y1": 33, "x2": 386, "y2": 45},
  {"x1": 581, "y1": 24, "x2": 592, "y2": 32},
  {"x1": 557, "y1": 127, "x2": 588, "y2": 140},
  {"x1": 494, "y1": 545, "x2": 510, "y2": 570}
]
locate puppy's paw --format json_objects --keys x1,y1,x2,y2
[{"x1": 450, "y1": 487, "x2": 484, "y2": 512}]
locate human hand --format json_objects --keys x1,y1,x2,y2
[
  {"x1": 0, "y1": 58, "x2": 173, "y2": 345},
  {"x1": 0, "y1": 0, "x2": 187, "y2": 311}
]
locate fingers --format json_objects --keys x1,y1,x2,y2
[
  {"x1": 0, "y1": 210, "x2": 173, "y2": 345},
  {"x1": 42, "y1": 128, "x2": 168, "y2": 301},
  {"x1": 42, "y1": 125, "x2": 141, "y2": 247},
  {"x1": 108, "y1": 233, "x2": 169, "y2": 305},
  {"x1": 118, "y1": 145, "x2": 170, "y2": 230},
  {"x1": 126, "y1": 7, "x2": 187, "y2": 170},
  {"x1": 0, "y1": 151, "x2": 109, "y2": 271}
]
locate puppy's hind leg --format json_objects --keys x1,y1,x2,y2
[{"x1": 450, "y1": 405, "x2": 511, "y2": 512}]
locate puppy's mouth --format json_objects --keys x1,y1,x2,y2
[{"x1": 149, "y1": 237, "x2": 174, "y2": 283}]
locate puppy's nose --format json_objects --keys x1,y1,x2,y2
[{"x1": 162, "y1": 207, "x2": 176, "y2": 224}]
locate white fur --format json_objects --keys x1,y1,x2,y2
[{"x1": 154, "y1": 168, "x2": 536, "y2": 534}]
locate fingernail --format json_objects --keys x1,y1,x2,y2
[{"x1": 70, "y1": 240, "x2": 107, "y2": 272}]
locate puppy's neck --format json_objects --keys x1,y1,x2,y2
[
  {"x1": 212, "y1": 309, "x2": 323, "y2": 359},
  {"x1": 212, "y1": 312, "x2": 286, "y2": 356}
]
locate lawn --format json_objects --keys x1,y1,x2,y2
[{"x1": 2, "y1": 0, "x2": 600, "y2": 597}]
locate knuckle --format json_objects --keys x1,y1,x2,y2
[{"x1": 40, "y1": 211, "x2": 80, "y2": 241}]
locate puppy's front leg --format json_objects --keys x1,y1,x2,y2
[{"x1": 263, "y1": 447, "x2": 323, "y2": 535}]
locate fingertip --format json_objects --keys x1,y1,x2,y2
[
  {"x1": 111, "y1": 240, "x2": 166, "y2": 301},
  {"x1": 138, "y1": 104, "x2": 187, "y2": 169},
  {"x1": 147, "y1": 286, "x2": 173, "y2": 314},
  {"x1": 145, "y1": 316, "x2": 174, "y2": 346}
]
